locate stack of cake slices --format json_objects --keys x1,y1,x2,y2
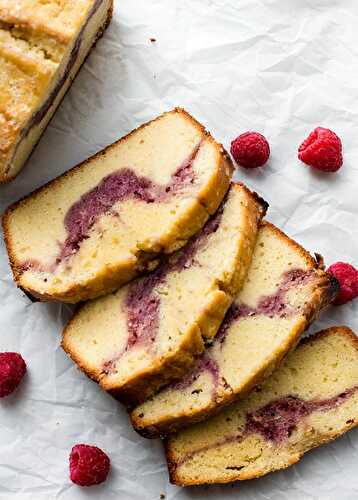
[{"x1": 3, "y1": 109, "x2": 357, "y2": 487}]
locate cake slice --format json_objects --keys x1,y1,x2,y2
[
  {"x1": 62, "y1": 183, "x2": 267, "y2": 406},
  {"x1": 130, "y1": 222, "x2": 339, "y2": 437},
  {"x1": 0, "y1": 0, "x2": 113, "y2": 182},
  {"x1": 166, "y1": 326, "x2": 358, "y2": 486},
  {"x1": 3, "y1": 109, "x2": 233, "y2": 303}
]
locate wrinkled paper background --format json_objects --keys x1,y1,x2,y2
[{"x1": 1, "y1": 1, "x2": 358, "y2": 498}]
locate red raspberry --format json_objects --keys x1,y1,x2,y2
[
  {"x1": 327, "y1": 262, "x2": 358, "y2": 305},
  {"x1": 69, "y1": 444, "x2": 110, "y2": 487},
  {"x1": 0, "y1": 353, "x2": 26, "y2": 398},
  {"x1": 298, "y1": 127, "x2": 343, "y2": 172},
  {"x1": 230, "y1": 132, "x2": 270, "y2": 169}
]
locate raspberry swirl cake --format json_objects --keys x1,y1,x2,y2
[
  {"x1": 0, "y1": 0, "x2": 113, "y2": 182},
  {"x1": 130, "y1": 223, "x2": 339, "y2": 437},
  {"x1": 62, "y1": 183, "x2": 267, "y2": 406},
  {"x1": 166, "y1": 326, "x2": 358, "y2": 486},
  {"x1": 3, "y1": 109, "x2": 233, "y2": 303}
]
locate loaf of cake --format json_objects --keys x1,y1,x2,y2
[
  {"x1": 130, "y1": 222, "x2": 339, "y2": 437},
  {"x1": 3, "y1": 109, "x2": 234, "y2": 303},
  {"x1": 166, "y1": 326, "x2": 358, "y2": 486},
  {"x1": 0, "y1": 0, "x2": 113, "y2": 182},
  {"x1": 62, "y1": 183, "x2": 267, "y2": 406}
]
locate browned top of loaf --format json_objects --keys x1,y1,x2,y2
[{"x1": 0, "y1": 0, "x2": 107, "y2": 179}]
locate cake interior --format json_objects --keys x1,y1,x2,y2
[
  {"x1": 131, "y1": 223, "x2": 334, "y2": 436},
  {"x1": 62, "y1": 183, "x2": 262, "y2": 401},
  {"x1": 6, "y1": 109, "x2": 230, "y2": 301},
  {"x1": 167, "y1": 327, "x2": 358, "y2": 485}
]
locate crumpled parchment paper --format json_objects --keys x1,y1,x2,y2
[{"x1": 1, "y1": 1, "x2": 358, "y2": 498}]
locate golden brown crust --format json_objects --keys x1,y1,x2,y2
[
  {"x1": 100, "y1": 291, "x2": 233, "y2": 407},
  {"x1": 3, "y1": 107, "x2": 233, "y2": 303},
  {"x1": 130, "y1": 223, "x2": 339, "y2": 438},
  {"x1": 0, "y1": 0, "x2": 113, "y2": 183},
  {"x1": 166, "y1": 326, "x2": 358, "y2": 486},
  {"x1": 3, "y1": 107, "x2": 224, "y2": 212},
  {"x1": 0, "y1": 0, "x2": 98, "y2": 44},
  {"x1": 300, "y1": 325, "x2": 358, "y2": 347},
  {"x1": 104, "y1": 324, "x2": 205, "y2": 408},
  {"x1": 260, "y1": 221, "x2": 319, "y2": 268}
]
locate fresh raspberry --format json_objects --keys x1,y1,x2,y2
[
  {"x1": 69, "y1": 444, "x2": 110, "y2": 487},
  {"x1": 230, "y1": 132, "x2": 270, "y2": 169},
  {"x1": 0, "y1": 353, "x2": 26, "y2": 398},
  {"x1": 298, "y1": 127, "x2": 343, "y2": 172},
  {"x1": 327, "y1": 262, "x2": 358, "y2": 305}
]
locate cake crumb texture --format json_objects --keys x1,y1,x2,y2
[
  {"x1": 166, "y1": 326, "x2": 358, "y2": 486},
  {"x1": 62, "y1": 182, "x2": 266, "y2": 405},
  {"x1": 130, "y1": 222, "x2": 338, "y2": 437},
  {"x1": 4, "y1": 108, "x2": 234, "y2": 302}
]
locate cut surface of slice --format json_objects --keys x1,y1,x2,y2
[
  {"x1": 3, "y1": 108, "x2": 233, "y2": 302},
  {"x1": 131, "y1": 222, "x2": 339, "y2": 437},
  {"x1": 166, "y1": 326, "x2": 358, "y2": 486},
  {"x1": 0, "y1": 0, "x2": 113, "y2": 182},
  {"x1": 62, "y1": 183, "x2": 267, "y2": 405}
]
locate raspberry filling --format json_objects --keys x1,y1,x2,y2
[
  {"x1": 168, "y1": 269, "x2": 313, "y2": 394},
  {"x1": 245, "y1": 388, "x2": 358, "y2": 444},
  {"x1": 172, "y1": 354, "x2": 220, "y2": 395},
  {"x1": 217, "y1": 268, "x2": 313, "y2": 343},
  {"x1": 20, "y1": 141, "x2": 202, "y2": 273},
  {"x1": 179, "y1": 385, "x2": 358, "y2": 466},
  {"x1": 101, "y1": 206, "x2": 224, "y2": 374}
]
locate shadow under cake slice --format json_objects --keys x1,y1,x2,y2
[
  {"x1": 130, "y1": 222, "x2": 339, "y2": 437},
  {"x1": 62, "y1": 182, "x2": 267, "y2": 406},
  {"x1": 3, "y1": 108, "x2": 233, "y2": 303},
  {"x1": 166, "y1": 326, "x2": 358, "y2": 486},
  {"x1": 0, "y1": 0, "x2": 113, "y2": 182}
]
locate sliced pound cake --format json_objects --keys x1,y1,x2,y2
[
  {"x1": 3, "y1": 109, "x2": 233, "y2": 302},
  {"x1": 130, "y1": 222, "x2": 339, "y2": 437},
  {"x1": 62, "y1": 183, "x2": 267, "y2": 406},
  {"x1": 166, "y1": 326, "x2": 358, "y2": 486},
  {"x1": 0, "y1": 0, "x2": 113, "y2": 182}
]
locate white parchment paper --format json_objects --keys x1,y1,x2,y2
[{"x1": 1, "y1": 1, "x2": 358, "y2": 498}]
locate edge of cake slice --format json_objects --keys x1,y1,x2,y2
[
  {"x1": 130, "y1": 222, "x2": 339, "y2": 437},
  {"x1": 0, "y1": 0, "x2": 113, "y2": 182},
  {"x1": 62, "y1": 182, "x2": 267, "y2": 406},
  {"x1": 166, "y1": 326, "x2": 358, "y2": 486},
  {"x1": 3, "y1": 108, "x2": 233, "y2": 303}
]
